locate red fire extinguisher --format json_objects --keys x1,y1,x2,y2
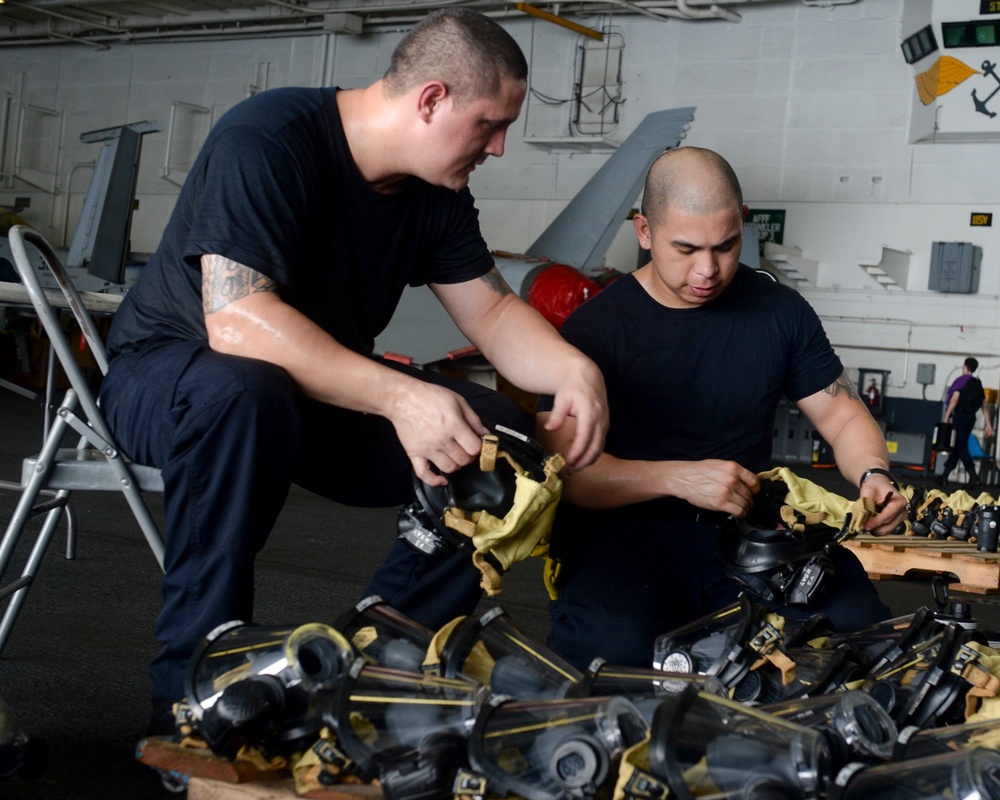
[{"x1": 866, "y1": 379, "x2": 881, "y2": 408}]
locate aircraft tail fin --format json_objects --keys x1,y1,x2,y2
[{"x1": 524, "y1": 107, "x2": 696, "y2": 270}]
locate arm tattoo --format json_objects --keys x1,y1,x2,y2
[
  {"x1": 823, "y1": 371, "x2": 860, "y2": 401},
  {"x1": 202, "y1": 254, "x2": 277, "y2": 315},
  {"x1": 479, "y1": 266, "x2": 514, "y2": 298}
]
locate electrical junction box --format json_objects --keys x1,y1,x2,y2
[
  {"x1": 929, "y1": 241, "x2": 981, "y2": 294},
  {"x1": 917, "y1": 363, "x2": 936, "y2": 386},
  {"x1": 885, "y1": 432, "x2": 930, "y2": 468}
]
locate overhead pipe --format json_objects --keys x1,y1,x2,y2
[
  {"x1": 2, "y1": 0, "x2": 124, "y2": 32},
  {"x1": 676, "y1": 0, "x2": 741, "y2": 21},
  {"x1": 0, "y1": 0, "x2": 819, "y2": 48}
]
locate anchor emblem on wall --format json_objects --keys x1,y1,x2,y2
[{"x1": 972, "y1": 60, "x2": 1000, "y2": 118}]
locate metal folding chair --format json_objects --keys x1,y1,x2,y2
[{"x1": 0, "y1": 225, "x2": 165, "y2": 654}]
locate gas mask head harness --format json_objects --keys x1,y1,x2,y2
[{"x1": 715, "y1": 477, "x2": 862, "y2": 608}]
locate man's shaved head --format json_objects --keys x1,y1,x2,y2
[{"x1": 640, "y1": 147, "x2": 743, "y2": 227}]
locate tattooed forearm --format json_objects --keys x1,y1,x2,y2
[
  {"x1": 823, "y1": 371, "x2": 860, "y2": 401},
  {"x1": 479, "y1": 266, "x2": 514, "y2": 298},
  {"x1": 202, "y1": 254, "x2": 277, "y2": 315}
]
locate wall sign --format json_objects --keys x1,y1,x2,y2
[
  {"x1": 971, "y1": 212, "x2": 993, "y2": 226},
  {"x1": 981, "y1": 1, "x2": 1000, "y2": 15},
  {"x1": 746, "y1": 209, "x2": 785, "y2": 256}
]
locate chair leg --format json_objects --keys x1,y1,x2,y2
[
  {"x1": 1, "y1": 483, "x2": 78, "y2": 560},
  {"x1": 104, "y1": 457, "x2": 166, "y2": 571},
  {"x1": 0, "y1": 496, "x2": 69, "y2": 655},
  {"x1": 64, "y1": 502, "x2": 78, "y2": 560},
  {"x1": 0, "y1": 407, "x2": 74, "y2": 655}
]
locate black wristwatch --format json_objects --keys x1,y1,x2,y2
[{"x1": 858, "y1": 467, "x2": 900, "y2": 492}]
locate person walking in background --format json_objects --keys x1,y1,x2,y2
[{"x1": 938, "y1": 357, "x2": 994, "y2": 489}]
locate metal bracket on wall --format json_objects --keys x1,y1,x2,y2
[
  {"x1": 161, "y1": 100, "x2": 213, "y2": 187},
  {"x1": 13, "y1": 102, "x2": 64, "y2": 194}
]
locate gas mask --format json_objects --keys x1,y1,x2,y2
[
  {"x1": 652, "y1": 596, "x2": 806, "y2": 695},
  {"x1": 468, "y1": 694, "x2": 649, "y2": 800},
  {"x1": 328, "y1": 658, "x2": 485, "y2": 800},
  {"x1": 333, "y1": 595, "x2": 435, "y2": 674},
  {"x1": 398, "y1": 426, "x2": 555, "y2": 555},
  {"x1": 759, "y1": 690, "x2": 897, "y2": 766},
  {"x1": 184, "y1": 620, "x2": 354, "y2": 759},
  {"x1": 820, "y1": 608, "x2": 935, "y2": 672},
  {"x1": 832, "y1": 748, "x2": 1000, "y2": 800},
  {"x1": 865, "y1": 621, "x2": 993, "y2": 729},
  {"x1": 715, "y1": 515, "x2": 842, "y2": 608},
  {"x1": 895, "y1": 716, "x2": 1000, "y2": 762},
  {"x1": 397, "y1": 426, "x2": 565, "y2": 595},
  {"x1": 579, "y1": 658, "x2": 727, "y2": 723},
  {"x1": 647, "y1": 685, "x2": 833, "y2": 800},
  {"x1": 437, "y1": 606, "x2": 582, "y2": 700},
  {"x1": 734, "y1": 643, "x2": 865, "y2": 706}
]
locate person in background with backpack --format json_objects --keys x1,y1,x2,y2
[{"x1": 938, "y1": 357, "x2": 994, "y2": 488}]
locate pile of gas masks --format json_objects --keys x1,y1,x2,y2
[
  {"x1": 646, "y1": 586, "x2": 1000, "y2": 800},
  {"x1": 156, "y1": 582, "x2": 1000, "y2": 800},
  {"x1": 908, "y1": 486, "x2": 1000, "y2": 551},
  {"x1": 167, "y1": 598, "x2": 672, "y2": 800}
]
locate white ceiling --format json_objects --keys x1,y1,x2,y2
[{"x1": 0, "y1": 0, "x2": 860, "y2": 48}]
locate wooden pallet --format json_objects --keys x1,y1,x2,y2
[
  {"x1": 136, "y1": 737, "x2": 383, "y2": 800},
  {"x1": 843, "y1": 535, "x2": 1000, "y2": 594},
  {"x1": 187, "y1": 777, "x2": 382, "y2": 800}
]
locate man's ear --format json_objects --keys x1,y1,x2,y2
[
  {"x1": 633, "y1": 213, "x2": 652, "y2": 250},
  {"x1": 416, "y1": 81, "x2": 449, "y2": 123}
]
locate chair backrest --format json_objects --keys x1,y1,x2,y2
[{"x1": 8, "y1": 225, "x2": 115, "y2": 443}]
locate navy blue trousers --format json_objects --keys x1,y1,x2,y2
[
  {"x1": 100, "y1": 341, "x2": 530, "y2": 704},
  {"x1": 547, "y1": 510, "x2": 891, "y2": 671},
  {"x1": 942, "y1": 409, "x2": 978, "y2": 479}
]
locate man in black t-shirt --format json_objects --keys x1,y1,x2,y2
[
  {"x1": 100, "y1": 9, "x2": 608, "y2": 718},
  {"x1": 536, "y1": 147, "x2": 908, "y2": 669}
]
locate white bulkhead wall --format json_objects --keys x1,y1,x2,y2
[{"x1": 1, "y1": 0, "x2": 999, "y2": 401}]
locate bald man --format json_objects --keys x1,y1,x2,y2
[{"x1": 536, "y1": 147, "x2": 907, "y2": 669}]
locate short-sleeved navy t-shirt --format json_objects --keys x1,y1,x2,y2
[
  {"x1": 540, "y1": 265, "x2": 843, "y2": 474},
  {"x1": 107, "y1": 87, "x2": 493, "y2": 358}
]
